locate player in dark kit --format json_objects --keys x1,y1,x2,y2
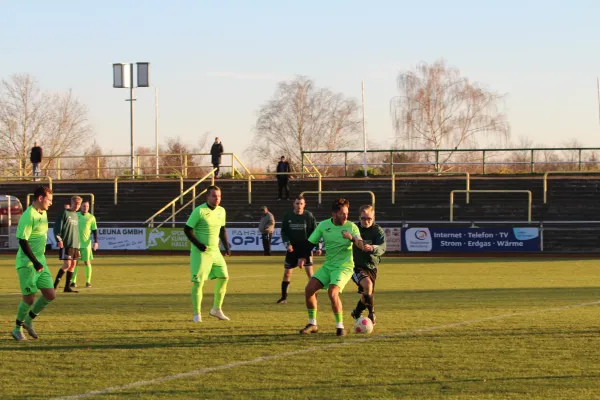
[
  {"x1": 53, "y1": 196, "x2": 82, "y2": 292},
  {"x1": 276, "y1": 195, "x2": 320, "y2": 304},
  {"x1": 350, "y1": 205, "x2": 386, "y2": 325}
]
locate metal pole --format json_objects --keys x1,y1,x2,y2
[
  {"x1": 597, "y1": 77, "x2": 600, "y2": 126},
  {"x1": 129, "y1": 63, "x2": 135, "y2": 177},
  {"x1": 362, "y1": 80, "x2": 367, "y2": 177},
  {"x1": 155, "y1": 87, "x2": 159, "y2": 177}
]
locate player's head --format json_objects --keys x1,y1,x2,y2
[
  {"x1": 81, "y1": 201, "x2": 90, "y2": 214},
  {"x1": 206, "y1": 185, "x2": 221, "y2": 207},
  {"x1": 33, "y1": 186, "x2": 53, "y2": 211},
  {"x1": 359, "y1": 205, "x2": 374, "y2": 228},
  {"x1": 261, "y1": 206, "x2": 268, "y2": 214},
  {"x1": 71, "y1": 195, "x2": 82, "y2": 211},
  {"x1": 215, "y1": 137, "x2": 220, "y2": 143},
  {"x1": 280, "y1": 156, "x2": 286, "y2": 162},
  {"x1": 293, "y1": 195, "x2": 306, "y2": 214},
  {"x1": 331, "y1": 198, "x2": 349, "y2": 226},
  {"x1": 64, "y1": 203, "x2": 70, "y2": 210}
]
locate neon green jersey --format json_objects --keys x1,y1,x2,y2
[
  {"x1": 78, "y1": 212, "x2": 97, "y2": 247},
  {"x1": 15, "y1": 206, "x2": 48, "y2": 266},
  {"x1": 185, "y1": 203, "x2": 226, "y2": 252},
  {"x1": 308, "y1": 218, "x2": 361, "y2": 270}
]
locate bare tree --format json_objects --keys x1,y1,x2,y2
[
  {"x1": 250, "y1": 76, "x2": 361, "y2": 173},
  {"x1": 0, "y1": 74, "x2": 92, "y2": 175},
  {"x1": 391, "y1": 60, "x2": 509, "y2": 171}
]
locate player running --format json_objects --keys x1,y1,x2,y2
[
  {"x1": 299, "y1": 198, "x2": 364, "y2": 337},
  {"x1": 11, "y1": 186, "x2": 55, "y2": 341},
  {"x1": 350, "y1": 205, "x2": 386, "y2": 325}
]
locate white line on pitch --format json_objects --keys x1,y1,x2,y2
[{"x1": 52, "y1": 300, "x2": 600, "y2": 400}]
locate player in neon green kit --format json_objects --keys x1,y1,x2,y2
[
  {"x1": 183, "y1": 185, "x2": 232, "y2": 322},
  {"x1": 11, "y1": 186, "x2": 55, "y2": 341},
  {"x1": 71, "y1": 201, "x2": 98, "y2": 288},
  {"x1": 299, "y1": 198, "x2": 364, "y2": 337}
]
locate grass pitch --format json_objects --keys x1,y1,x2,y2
[{"x1": 1, "y1": 255, "x2": 600, "y2": 399}]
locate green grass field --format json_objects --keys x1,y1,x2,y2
[{"x1": 1, "y1": 255, "x2": 600, "y2": 399}]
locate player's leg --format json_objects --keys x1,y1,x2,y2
[
  {"x1": 64, "y1": 257, "x2": 79, "y2": 293},
  {"x1": 71, "y1": 263, "x2": 78, "y2": 287},
  {"x1": 85, "y1": 261, "x2": 93, "y2": 287},
  {"x1": 23, "y1": 266, "x2": 56, "y2": 339},
  {"x1": 361, "y1": 270, "x2": 377, "y2": 324},
  {"x1": 299, "y1": 268, "x2": 327, "y2": 334},
  {"x1": 278, "y1": 251, "x2": 297, "y2": 303},
  {"x1": 190, "y1": 251, "x2": 212, "y2": 322},
  {"x1": 13, "y1": 266, "x2": 36, "y2": 341},
  {"x1": 208, "y1": 252, "x2": 230, "y2": 320},
  {"x1": 53, "y1": 251, "x2": 70, "y2": 288},
  {"x1": 301, "y1": 254, "x2": 314, "y2": 279},
  {"x1": 79, "y1": 245, "x2": 93, "y2": 287},
  {"x1": 327, "y1": 268, "x2": 353, "y2": 336}
]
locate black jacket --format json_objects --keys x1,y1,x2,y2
[
  {"x1": 30, "y1": 146, "x2": 42, "y2": 163},
  {"x1": 210, "y1": 142, "x2": 224, "y2": 165},
  {"x1": 276, "y1": 161, "x2": 291, "y2": 179}
]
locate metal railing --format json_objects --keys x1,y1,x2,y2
[
  {"x1": 543, "y1": 171, "x2": 600, "y2": 203},
  {"x1": 392, "y1": 172, "x2": 470, "y2": 204},
  {"x1": 0, "y1": 175, "x2": 52, "y2": 189},
  {"x1": 247, "y1": 172, "x2": 322, "y2": 204},
  {"x1": 0, "y1": 152, "x2": 255, "y2": 180},
  {"x1": 300, "y1": 190, "x2": 375, "y2": 208},
  {"x1": 449, "y1": 190, "x2": 532, "y2": 222},
  {"x1": 302, "y1": 147, "x2": 600, "y2": 176},
  {"x1": 145, "y1": 169, "x2": 216, "y2": 228},
  {"x1": 114, "y1": 174, "x2": 184, "y2": 205},
  {"x1": 27, "y1": 192, "x2": 95, "y2": 214}
]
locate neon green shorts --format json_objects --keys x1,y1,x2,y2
[
  {"x1": 312, "y1": 264, "x2": 353, "y2": 292},
  {"x1": 80, "y1": 245, "x2": 94, "y2": 262},
  {"x1": 190, "y1": 250, "x2": 229, "y2": 283},
  {"x1": 16, "y1": 260, "x2": 53, "y2": 295}
]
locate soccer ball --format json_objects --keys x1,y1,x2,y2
[{"x1": 354, "y1": 316, "x2": 373, "y2": 334}]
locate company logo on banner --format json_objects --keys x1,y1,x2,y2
[
  {"x1": 146, "y1": 227, "x2": 288, "y2": 251},
  {"x1": 47, "y1": 227, "x2": 147, "y2": 250},
  {"x1": 146, "y1": 228, "x2": 190, "y2": 250},
  {"x1": 404, "y1": 228, "x2": 432, "y2": 251},
  {"x1": 383, "y1": 227, "x2": 402, "y2": 252},
  {"x1": 402, "y1": 227, "x2": 540, "y2": 252}
]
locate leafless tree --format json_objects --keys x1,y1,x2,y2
[
  {"x1": 391, "y1": 60, "x2": 509, "y2": 171},
  {"x1": 0, "y1": 74, "x2": 92, "y2": 175},
  {"x1": 250, "y1": 76, "x2": 361, "y2": 174}
]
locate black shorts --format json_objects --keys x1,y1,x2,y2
[
  {"x1": 59, "y1": 247, "x2": 81, "y2": 261},
  {"x1": 284, "y1": 245, "x2": 313, "y2": 269},
  {"x1": 351, "y1": 267, "x2": 377, "y2": 293}
]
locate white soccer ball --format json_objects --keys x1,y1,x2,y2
[{"x1": 354, "y1": 316, "x2": 373, "y2": 334}]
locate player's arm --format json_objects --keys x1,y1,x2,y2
[
  {"x1": 371, "y1": 227, "x2": 386, "y2": 256},
  {"x1": 92, "y1": 229, "x2": 99, "y2": 250},
  {"x1": 183, "y1": 225, "x2": 207, "y2": 252},
  {"x1": 54, "y1": 212, "x2": 64, "y2": 248},
  {"x1": 219, "y1": 226, "x2": 231, "y2": 256},
  {"x1": 281, "y1": 216, "x2": 293, "y2": 251},
  {"x1": 18, "y1": 239, "x2": 44, "y2": 271},
  {"x1": 343, "y1": 225, "x2": 364, "y2": 250}
]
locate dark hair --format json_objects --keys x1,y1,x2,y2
[
  {"x1": 34, "y1": 186, "x2": 52, "y2": 199},
  {"x1": 206, "y1": 185, "x2": 221, "y2": 195},
  {"x1": 331, "y1": 198, "x2": 349, "y2": 212},
  {"x1": 295, "y1": 195, "x2": 305, "y2": 202}
]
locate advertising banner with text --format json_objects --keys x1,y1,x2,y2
[
  {"x1": 402, "y1": 227, "x2": 539, "y2": 252},
  {"x1": 146, "y1": 227, "x2": 288, "y2": 252}
]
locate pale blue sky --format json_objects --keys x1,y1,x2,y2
[{"x1": 1, "y1": 0, "x2": 599, "y2": 161}]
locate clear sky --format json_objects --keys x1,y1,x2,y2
[{"x1": 1, "y1": 0, "x2": 599, "y2": 162}]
